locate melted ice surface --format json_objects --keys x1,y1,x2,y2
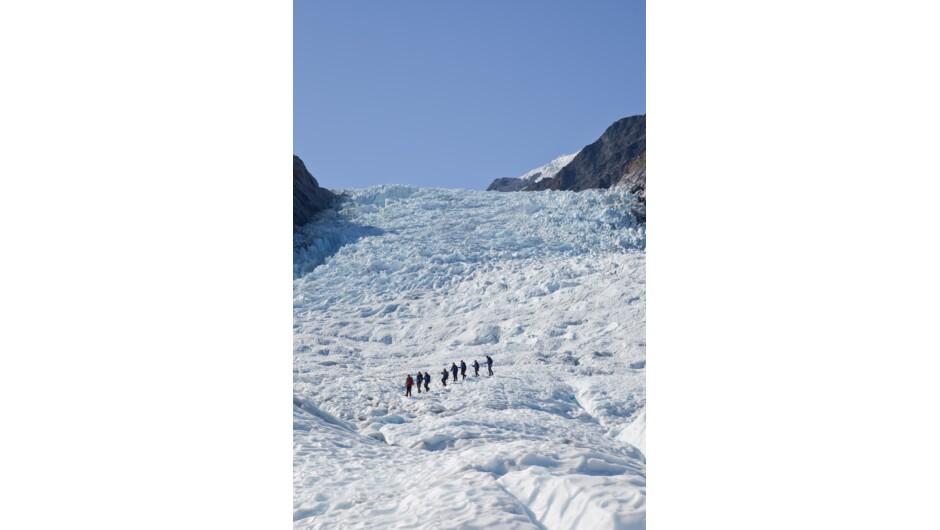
[{"x1": 294, "y1": 186, "x2": 646, "y2": 529}]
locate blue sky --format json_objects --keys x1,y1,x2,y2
[{"x1": 294, "y1": 0, "x2": 645, "y2": 190}]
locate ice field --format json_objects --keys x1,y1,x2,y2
[{"x1": 293, "y1": 186, "x2": 646, "y2": 529}]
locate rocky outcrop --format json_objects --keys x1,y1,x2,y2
[
  {"x1": 486, "y1": 177, "x2": 529, "y2": 192},
  {"x1": 530, "y1": 115, "x2": 645, "y2": 198},
  {"x1": 294, "y1": 155, "x2": 335, "y2": 230}
]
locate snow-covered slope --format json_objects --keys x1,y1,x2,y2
[
  {"x1": 522, "y1": 152, "x2": 580, "y2": 184},
  {"x1": 487, "y1": 152, "x2": 579, "y2": 191},
  {"x1": 294, "y1": 186, "x2": 646, "y2": 529}
]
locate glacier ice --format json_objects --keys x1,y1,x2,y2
[{"x1": 294, "y1": 186, "x2": 645, "y2": 529}]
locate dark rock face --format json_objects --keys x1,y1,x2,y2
[
  {"x1": 294, "y1": 155, "x2": 335, "y2": 230},
  {"x1": 486, "y1": 177, "x2": 529, "y2": 192},
  {"x1": 531, "y1": 115, "x2": 646, "y2": 198}
]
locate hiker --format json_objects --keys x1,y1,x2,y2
[
  {"x1": 472, "y1": 359, "x2": 480, "y2": 376},
  {"x1": 486, "y1": 355, "x2": 494, "y2": 376},
  {"x1": 424, "y1": 371, "x2": 430, "y2": 392},
  {"x1": 405, "y1": 374, "x2": 414, "y2": 397},
  {"x1": 451, "y1": 362, "x2": 459, "y2": 382},
  {"x1": 460, "y1": 360, "x2": 467, "y2": 380},
  {"x1": 441, "y1": 368, "x2": 448, "y2": 387},
  {"x1": 416, "y1": 369, "x2": 422, "y2": 393}
]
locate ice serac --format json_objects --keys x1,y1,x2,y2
[
  {"x1": 533, "y1": 115, "x2": 646, "y2": 198},
  {"x1": 293, "y1": 155, "x2": 335, "y2": 230}
]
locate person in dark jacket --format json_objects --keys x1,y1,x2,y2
[
  {"x1": 451, "y1": 362, "x2": 459, "y2": 382},
  {"x1": 423, "y1": 372, "x2": 430, "y2": 392},
  {"x1": 405, "y1": 374, "x2": 414, "y2": 397},
  {"x1": 441, "y1": 368, "x2": 448, "y2": 387},
  {"x1": 460, "y1": 360, "x2": 467, "y2": 380},
  {"x1": 486, "y1": 355, "x2": 494, "y2": 376},
  {"x1": 416, "y1": 369, "x2": 422, "y2": 393},
  {"x1": 472, "y1": 360, "x2": 480, "y2": 376}
]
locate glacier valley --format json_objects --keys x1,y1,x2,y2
[{"x1": 293, "y1": 186, "x2": 646, "y2": 529}]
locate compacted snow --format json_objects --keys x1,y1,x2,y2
[
  {"x1": 293, "y1": 186, "x2": 646, "y2": 529},
  {"x1": 518, "y1": 152, "x2": 580, "y2": 183}
]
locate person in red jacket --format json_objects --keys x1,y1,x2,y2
[{"x1": 405, "y1": 374, "x2": 414, "y2": 397}]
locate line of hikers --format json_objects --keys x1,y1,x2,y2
[{"x1": 404, "y1": 356, "x2": 494, "y2": 397}]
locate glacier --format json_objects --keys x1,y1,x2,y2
[{"x1": 294, "y1": 186, "x2": 646, "y2": 529}]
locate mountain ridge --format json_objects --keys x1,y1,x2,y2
[
  {"x1": 487, "y1": 152, "x2": 580, "y2": 192},
  {"x1": 487, "y1": 115, "x2": 646, "y2": 201}
]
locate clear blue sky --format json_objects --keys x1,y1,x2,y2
[{"x1": 294, "y1": 0, "x2": 645, "y2": 190}]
